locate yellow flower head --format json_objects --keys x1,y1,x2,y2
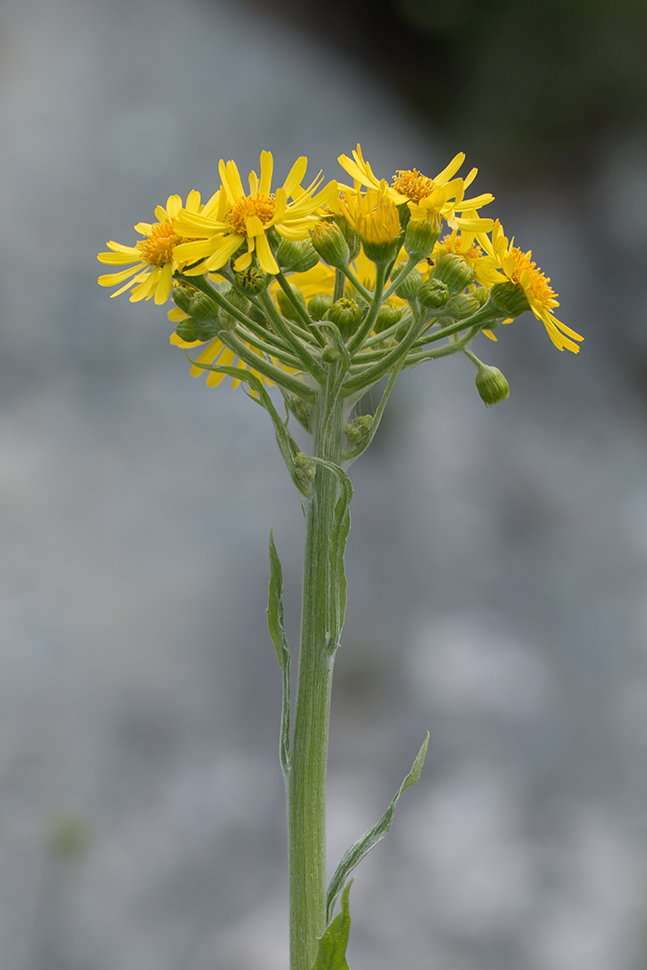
[
  {"x1": 337, "y1": 144, "x2": 494, "y2": 232},
  {"x1": 172, "y1": 152, "x2": 338, "y2": 276},
  {"x1": 483, "y1": 221, "x2": 583, "y2": 353},
  {"x1": 338, "y1": 186, "x2": 401, "y2": 249},
  {"x1": 97, "y1": 192, "x2": 203, "y2": 304}
]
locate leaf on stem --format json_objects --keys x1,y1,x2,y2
[
  {"x1": 326, "y1": 733, "x2": 429, "y2": 924},
  {"x1": 310, "y1": 882, "x2": 353, "y2": 970},
  {"x1": 267, "y1": 528, "x2": 291, "y2": 777}
]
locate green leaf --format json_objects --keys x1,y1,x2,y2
[
  {"x1": 326, "y1": 733, "x2": 429, "y2": 924},
  {"x1": 267, "y1": 528, "x2": 291, "y2": 777},
  {"x1": 310, "y1": 882, "x2": 352, "y2": 970}
]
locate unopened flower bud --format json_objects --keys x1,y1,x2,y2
[
  {"x1": 311, "y1": 221, "x2": 350, "y2": 268},
  {"x1": 373, "y1": 303, "x2": 403, "y2": 333},
  {"x1": 445, "y1": 293, "x2": 481, "y2": 319},
  {"x1": 174, "y1": 317, "x2": 221, "y2": 342},
  {"x1": 172, "y1": 283, "x2": 195, "y2": 315},
  {"x1": 489, "y1": 281, "x2": 531, "y2": 318},
  {"x1": 418, "y1": 279, "x2": 450, "y2": 309},
  {"x1": 475, "y1": 364, "x2": 510, "y2": 406},
  {"x1": 428, "y1": 253, "x2": 474, "y2": 293},
  {"x1": 287, "y1": 395, "x2": 313, "y2": 433},
  {"x1": 405, "y1": 215, "x2": 441, "y2": 259},
  {"x1": 295, "y1": 452, "x2": 316, "y2": 489},
  {"x1": 333, "y1": 217, "x2": 362, "y2": 261},
  {"x1": 189, "y1": 291, "x2": 220, "y2": 322},
  {"x1": 395, "y1": 267, "x2": 423, "y2": 302},
  {"x1": 308, "y1": 293, "x2": 334, "y2": 321},
  {"x1": 235, "y1": 266, "x2": 267, "y2": 295},
  {"x1": 275, "y1": 236, "x2": 319, "y2": 273},
  {"x1": 327, "y1": 297, "x2": 362, "y2": 337},
  {"x1": 276, "y1": 284, "x2": 307, "y2": 322},
  {"x1": 345, "y1": 414, "x2": 372, "y2": 448}
]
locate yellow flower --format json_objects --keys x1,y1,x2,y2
[
  {"x1": 482, "y1": 221, "x2": 583, "y2": 353},
  {"x1": 337, "y1": 186, "x2": 401, "y2": 249},
  {"x1": 337, "y1": 144, "x2": 494, "y2": 232},
  {"x1": 172, "y1": 152, "x2": 338, "y2": 276},
  {"x1": 97, "y1": 192, "x2": 204, "y2": 304}
]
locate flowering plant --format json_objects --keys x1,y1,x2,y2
[{"x1": 98, "y1": 146, "x2": 582, "y2": 969}]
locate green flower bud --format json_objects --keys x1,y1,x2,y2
[
  {"x1": 470, "y1": 285, "x2": 489, "y2": 307},
  {"x1": 373, "y1": 303, "x2": 403, "y2": 333},
  {"x1": 174, "y1": 319, "x2": 199, "y2": 342},
  {"x1": 223, "y1": 288, "x2": 252, "y2": 315},
  {"x1": 234, "y1": 266, "x2": 267, "y2": 295},
  {"x1": 332, "y1": 216, "x2": 361, "y2": 261},
  {"x1": 395, "y1": 267, "x2": 423, "y2": 302},
  {"x1": 295, "y1": 452, "x2": 316, "y2": 489},
  {"x1": 327, "y1": 297, "x2": 363, "y2": 337},
  {"x1": 308, "y1": 293, "x2": 334, "y2": 321},
  {"x1": 311, "y1": 221, "x2": 350, "y2": 268},
  {"x1": 345, "y1": 414, "x2": 372, "y2": 448},
  {"x1": 322, "y1": 344, "x2": 340, "y2": 363},
  {"x1": 275, "y1": 236, "x2": 319, "y2": 273},
  {"x1": 188, "y1": 291, "x2": 220, "y2": 322},
  {"x1": 489, "y1": 281, "x2": 531, "y2": 318},
  {"x1": 276, "y1": 284, "x2": 307, "y2": 322},
  {"x1": 428, "y1": 253, "x2": 474, "y2": 293},
  {"x1": 475, "y1": 364, "x2": 510, "y2": 406},
  {"x1": 287, "y1": 394, "x2": 313, "y2": 433},
  {"x1": 172, "y1": 283, "x2": 195, "y2": 315},
  {"x1": 418, "y1": 279, "x2": 450, "y2": 309},
  {"x1": 444, "y1": 293, "x2": 481, "y2": 319},
  {"x1": 174, "y1": 317, "x2": 221, "y2": 342},
  {"x1": 405, "y1": 216, "x2": 442, "y2": 259}
]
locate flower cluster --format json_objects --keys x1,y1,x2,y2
[{"x1": 98, "y1": 146, "x2": 582, "y2": 406}]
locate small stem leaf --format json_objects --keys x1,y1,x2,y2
[
  {"x1": 310, "y1": 882, "x2": 352, "y2": 970},
  {"x1": 326, "y1": 733, "x2": 429, "y2": 924},
  {"x1": 267, "y1": 529, "x2": 291, "y2": 777}
]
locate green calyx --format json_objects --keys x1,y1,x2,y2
[
  {"x1": 475, "y1": 362, "x2": 510, "y2": 406},
  {"x1": 327, "y1": 298, "x2": 363, "y2": 337},
  {"x1": 308, "y1": 293, "x2": 334, "y2": 321},
  {"x1": 489, "y1": 281, "x2": 531, "y2": 318},
  {"x1": 428, "y1": 253, "x2": 474, "y2": 292},
  {"x1": 311, "y1": 221, "x2": 351, "y2": 269}
]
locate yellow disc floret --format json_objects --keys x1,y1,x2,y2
[
  {"x1": 136, "y1": 218, "x2": 183, "y2": 266},
  {"x1": 391, "y1": 169, "x2": 437, "y2": 204},
  {"x1": 225, "y1": 193, "x2": 277, "y2": 236}
]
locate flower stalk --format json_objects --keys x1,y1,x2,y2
[{"x1": 97, "y1": 143, "x2": 582, "y2": 970}]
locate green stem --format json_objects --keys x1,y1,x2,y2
[{"x1": 288, "y1": 363, "x2": 346, "y2": 970}]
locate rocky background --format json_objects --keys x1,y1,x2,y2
[{"x1": 1, "y1": 1, "x2": 647, "y2": 968}]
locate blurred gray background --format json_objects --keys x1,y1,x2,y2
[{"x1": 2, "y1": 0, "x2": 647, "y2": 968}]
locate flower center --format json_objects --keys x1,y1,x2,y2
[
  {"x1": 508, "y1": 247, "x2": 557, "y2": 308},
  {"x1": 391, "y1": 169, "x2": 436, "y2": 203},
  {"x1": 225, "y1": 193, "x2": 276, "y2": 236},
  {"x1": 137, "y1": 219, "x2": 182, "y2": 266}
]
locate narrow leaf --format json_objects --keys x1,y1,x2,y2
[
  {"x1": 311, "y1": 882, "x2": 352, "y2": 970},
  {"x1": 267, "y1": 528, "x2": 291, "y2": 776},
  {"x1": 326, "y1": 733, "x2": 429, "y2": 923}
]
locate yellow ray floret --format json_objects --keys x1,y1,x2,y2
[
  {"x1": 172, "y1": 152, "x2": 338, "y2": 276},
  {"x1": 337, "y1": 144, "x2": 494, "y2": 233},
  {"x1": 97, "y1": 192, "x2": 207, "y2": 305},
  {"x1": 480, "y1": 221, "x2": 583, "y2": 353}
]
